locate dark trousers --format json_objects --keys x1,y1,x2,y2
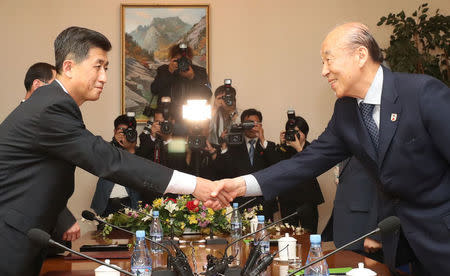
[
  {"x1": 102, "y1": 197, "x2": 131, "y2": 216},
  {"x1": 394, "y1": 231, "x2": 430, "y2": 276}
]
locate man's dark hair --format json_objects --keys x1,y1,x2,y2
[
  {"x1": 54, "y1": 26, "x2": 112, "y2": 74},
  {"x1": 214, "y1": 85, "x2": 236, "y2": 97},
  {"x1": 346, "y1": 25, "x2": 384, "y2": 63},
  {"x1": 114, "y1": 114, "x2": 136, "y2": 129},
  {"x1": 241, "y1": 108, "x2": 262, "y2": 123},
  {"x1": 24, "y1": 62, "x2": 56, "y2": 92},
  {"x1": 169, "y1": 43, "x2": 193, "y2": 59},
  {"x1": 286, "y1": 116, "x2": 309, "y2": 138}
]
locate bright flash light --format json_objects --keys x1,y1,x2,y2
[{"x1": 183, "y1": 99, "x2": 211, "y2": 121}]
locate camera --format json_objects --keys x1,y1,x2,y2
[
  {"x1": 159, "y1": 97, "x2": 173, "y2": 135},
  {"x1": 176, "y1": 43, "x2": 192, "y2": 72},
  {"x1": 285, "y1": 110, "x2": 299, "y2": 142},
  {"x1": 188, "y1": 135, "x2": 206, "y2": 150},
  {"x1": 123, "y1": 112, "x2": 138, "y2": 143},
  {"x1": 225, "y1": 121, "x2": 256, "y2": 145},
  {"x1": 221, "y1": 79, "x2": 235, "y2": 107}
]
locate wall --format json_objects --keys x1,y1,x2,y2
[{"x1": 0, "y1": 0, "x2": 448, "y2": 233}]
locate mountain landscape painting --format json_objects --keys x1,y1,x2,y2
[{"x1": 121, "y1": 5, "x2": 209, "y2": 121}]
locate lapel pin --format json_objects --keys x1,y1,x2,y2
[{"x1": 391, "y1": 113, "x2": 398, "y2": 122}]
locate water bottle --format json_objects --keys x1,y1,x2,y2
[
  {"x1": 230, "y1": 203, "x2": 242, "y2": 240},
  {"x1": 131, "y1": 230, "x2": 152, "y2": 276},
  {"x1": 149, "y1": 210, "x2": 164, "y2": 254},
  {"x1": 304, "y1": 234, "x2": 329, "y2": 276},
  {"x1": 255, "y1": 215, "x2": 270, "y2": 254}
]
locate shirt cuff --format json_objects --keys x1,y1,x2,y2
[
  {"x1": 242, "y1": 174, "x2": 263, "y2": 196},
  {"x1": 260, "y1": 140, "x2": 268, "y2": 149},
  {"x1": 165, "y1": 170, "x2": 196, "y2": 195}
]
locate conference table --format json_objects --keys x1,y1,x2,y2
[{"x1": 40, "y1": 230, "x2": 392, "y2": 275}]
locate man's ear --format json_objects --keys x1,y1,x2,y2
[
  {"x1": 61, "y1": 60, "x2": 74, "y2": 78},
  {"x1": 356, "y1": 46, "x2": 369, "y2": 67},
  {"x1": 32, "y1": 79, "x2": 41, "y2": 90}
]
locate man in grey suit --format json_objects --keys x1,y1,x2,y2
[{"x1": 0, "y1": 26, "x2": 222, "y2": 276}]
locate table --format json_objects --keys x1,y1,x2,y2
[{"x1": 40, "y1": 231, "x2": 392, "y2": 275}]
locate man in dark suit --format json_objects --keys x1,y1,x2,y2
[
  {"x1": 215, "y1": 108, "x2": 277, "y2": 218},
  {"x1": 214, "y1": 22, "x2": 450, "y2": 275},
  {"x1": 330, "y1": 157, "x2": 382, "y2": 261},
  {"x1": 0, "y1": 26, "x2": 221, "y2": 276},
  {"x1": 23, "y1": 62, "x2": 81, "y2": 253}
]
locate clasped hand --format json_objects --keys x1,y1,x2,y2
[{"x1": 192, "y1": 177, "x2": 247, "y2": 210}]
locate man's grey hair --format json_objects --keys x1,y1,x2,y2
[{"x1": 344, "y1": 23, "x2": 384, "y2": 63}]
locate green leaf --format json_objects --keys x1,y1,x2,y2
[{"x1": 413, "y1": 11, "x2": 418, "y2": 17}]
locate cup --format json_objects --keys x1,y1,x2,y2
[{"x1": 288, "y1": 243, "x2": 302, "y2": 270}]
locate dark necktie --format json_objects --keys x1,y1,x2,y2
[
  {"x1": 359, "y1": 102, "x2": 379, "y2": 149},
  {"x1": 249, "y1": 139, "x2": 256, "y2": 166}
]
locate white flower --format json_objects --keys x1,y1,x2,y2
[
  {"x1": 165, "y1": 200, "x2": 178, "y2": 213},
  {"x1": 107, "y1": 214, "x2": 114, "y2": 220},
  {"x1": 142, "y1": 215, "x2": 152, "y2": 222}
]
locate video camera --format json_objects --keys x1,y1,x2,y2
[
  {"x1": 221, "y1": 79, "x2": 235, "y2": 107},
  {"x1": 176, "y1": 43, "x2": 192, "y2": 73},
  {"x1": 285, "y1": 110, "x2": 299, "y2": 142},
  {"x1": 225, "y1": 121, "x2": 256, "y2": 145}
]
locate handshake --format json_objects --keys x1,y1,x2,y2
[{"x1": 192, "y1": 177, "x2": 248, "y2": 210}]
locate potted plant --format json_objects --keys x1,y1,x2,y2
[{"x1": 377, "y1": 3, "x2": 449, "y2": 86}]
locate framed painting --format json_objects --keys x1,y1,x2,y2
[{"x1": 121, "y1": 4, "x2": 209, "y2": 122}]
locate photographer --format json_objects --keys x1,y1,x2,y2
[
  {"x1": 90, "y1": 115, "x2": 141, "y2": 216},
  {"x1": 151, "y1": 43, "x2": 212, "y2": 122},
  {"x1": 266, "y1": 115, "x2": 324, "y2": 233},
  {"x1": 215, "y1": 109, "x2": 276, "y2": 217},
  {"x1": 208, "y1": 80, "x2": 241, "y2": 145},
  {"x1": 186, "y1": 119, "x2": 221, "y2": 180}
]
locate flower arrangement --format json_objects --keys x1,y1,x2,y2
[{"x1": 101, "y1": 195, "x2": 231, "y2": 237}]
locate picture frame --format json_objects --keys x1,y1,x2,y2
[{"x1": 121, "y1": 4, "x2": 210, "y2": 122}]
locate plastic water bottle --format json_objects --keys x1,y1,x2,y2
[
  {"x1": 131, "y1": 230, "x2": 152, "y2": 276},
  {"x1": 149, "y1": 210, "x2": 164, "y2": 254},
  {"x1": 304, "y1": 234, "x2": 329, "y2": 276},
  {"x1": 255, "y1": 215, "x2": 270, "y2": 254},
  {"x1": 230, "y1": 203, "x2": 242, "y2": 240}
]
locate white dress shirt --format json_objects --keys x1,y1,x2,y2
[{"x1": 242, "y1": 65, "x2": 384, "y2": 197}]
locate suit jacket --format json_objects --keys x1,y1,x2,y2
[
  {"x1": 253, "y1": 67, "x2": 450, "y2": 274},
  {"x1": 332, "y1": 157, "x2": 379, "y2": 251},
  {"x1": 0, "y1": 82, "x2": 174, "y2": 275},
  {"x1": 264, "y1": 141, "x2": 324, "y2": 232},
  {"x1": 215, "y1": 139, "x2": 277, "y2": 218},
  {"x1": 90, "y1": 177, "x2": 141, "y2": 215}
]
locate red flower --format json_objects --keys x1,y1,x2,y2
[
  {"x1": 186, "y1": 200, "x2": 199, "y2": 212},
  {"x1": 164, "y1": 198, "x2": 177, "y2": 204}
]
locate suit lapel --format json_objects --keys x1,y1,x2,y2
[{"x1": 378, "y1": 67, "x2": 401, "y2": 166}]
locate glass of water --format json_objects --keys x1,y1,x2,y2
[{"x1": 288, "y1": 243, "x2": 302, "y2": 270}]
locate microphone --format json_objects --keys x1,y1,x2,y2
[
  {"x1": 224, "y1": 198, "x2": 257, "y2": 216},
  {"x1": 28, "y1": 228, "x2": 133, "y2": 276},
  {"x1": 247, "y1": 245, "x2": 288, "y2": 276},
  {"x1": 82, "y1": 210, "x2": 185, "y2": 276},
  {"x1": 288, "y1": 216, "x2": 401, "y2": 276}
]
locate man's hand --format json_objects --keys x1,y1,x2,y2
[
  {"x1": 62, "y1": 222, "x2": 81, "y2": 241},
  {"x1": 286, "y1": 131, "x2": 306, "y2": 152},
  {"x1": 168, "y1": 58, "x2": 178, "y2": 74},
  {"x1": 364, "y1": 237, "x2": 382, "y2": 254},
  {"x1": 256, "y1": 124, "x2": 265, "y2": 146},
  {"x1": 193, "y1": 177, "x2": 229, "y2": 210},
  {"x1": 211, "y1": 177, "x2": 247, "y2": 203}
]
